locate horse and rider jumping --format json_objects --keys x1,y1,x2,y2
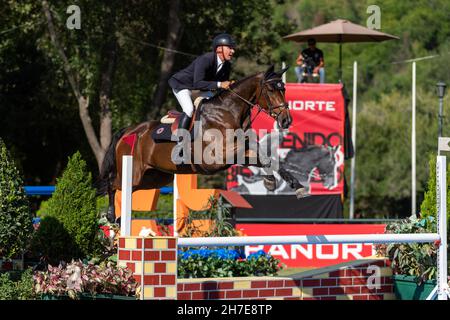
[{"x1": 96, "y1": 34, "x2": 293, "y2": 223}]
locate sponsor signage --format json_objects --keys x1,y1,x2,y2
[
  {"x1": 236, "y1": 224, "x2": 386, "y2": 268},
  {"x1": 227, "y1": 83, "x2": 346, "y2": 195}
]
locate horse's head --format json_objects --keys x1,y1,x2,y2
[
  {"x1": 316, "y1": 145, "x2": 340, "y2": 189},
  {"x1": 257, "y1": 65, "x2": 292, "y2": 129}
]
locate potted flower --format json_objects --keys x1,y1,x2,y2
[
  {"x1": 34, "y1": 260, "x2": 138, "y2": 300},
  {"x1": 376, "y1": 216, "x2": 438, "y2": 300}
]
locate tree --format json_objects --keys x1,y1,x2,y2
[
  {"x1": 0, "y1": 139, "x2": 33, "y2": 259},
  {"x1": 42, "y1": 151, "x2": 100, "y2": 259},
  {"x1": 41, "y1": 1, "x2": 118, "y2": 169}
]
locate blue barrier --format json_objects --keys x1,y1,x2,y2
[
  {"x1": 24, "y1": 186, "x2": 55, "y2": 196},
  {"x1": 24, "y1": 186, "x2": 174, "y2": 196},
  {"x1": 160, "y1": 186, "x2": 173, "y2": 195}
]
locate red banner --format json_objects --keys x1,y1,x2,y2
[
  {"x1": 236, "y1": 224, "x2": 386, "y2": 268},
  {"x1": 227, "y1": 83, "x2": 346, "y2": 195}
]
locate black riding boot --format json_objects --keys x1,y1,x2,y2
[
  {"x1": 173, "y1": 113, "x2": 192, "y2": 163},
  {"x1": 177, "y1": 112, "x2": 192, "y2": 134}
]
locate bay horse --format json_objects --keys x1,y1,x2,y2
[{"x1": 96, "y1": 65, "x2": 292, "y2": 222}]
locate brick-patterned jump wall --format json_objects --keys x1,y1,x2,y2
[
  {"x1": 116, "y1": 237, "x2": 394, "y2": 300},
  {"x1": 118, "y1": 236, "x2": 177, "y2": 300},
  {"x1": 177, "y1": 258, "x2": 395, "y2": 300}
]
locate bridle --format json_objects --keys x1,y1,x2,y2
[{"x1": 226, "y1": 76, "x2": 289, "y2": 126}]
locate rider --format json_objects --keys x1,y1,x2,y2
[
  {"x1": 294, "y1": 38, "x2": 325, "y2": 83},
  {"x1": 168, "y1": 33, "x2": 236, "y2": 139}
]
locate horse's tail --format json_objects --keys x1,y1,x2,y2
[{"x1": 95, "y1": 127, "x2": 128, "y2": 196}]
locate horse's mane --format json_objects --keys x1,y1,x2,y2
[
  {"x1": 205, "y1": 71, "x2": 263, "y2": 104},
  {"x1": 230, "y1": 72, "x2": 263, "y2": 89}
]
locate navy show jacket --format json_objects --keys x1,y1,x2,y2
[{"x1": 168, "y1": 52, "x2": 231, "y2": 91}]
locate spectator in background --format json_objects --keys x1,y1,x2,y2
[{"x1": 294, "y1": 38, "x2": 325, "y2": 83}]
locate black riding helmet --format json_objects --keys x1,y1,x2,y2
[{"x1": 212, "y1": 33, "x2": 236, "y2": 51}]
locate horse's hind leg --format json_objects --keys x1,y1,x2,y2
[{"x1": 107, "y1": 189, "x2": 116, "y2": 223}]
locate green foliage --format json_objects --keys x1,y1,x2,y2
[
  {"x1": 30, "y1": 216, "x2": 76, "y2": 264},
  {"x1": 178, "y1": 250, "x2": 282, "y2": 278},
  {"x1": 184, "y1": 196, "x2": 240, "y2": 238},
  {"x1": 32, "y1": 152, "x2": 101, "y2": 262},
  {"x1": 96, "y1": 196, "x2": 109, "y2": 218},
  {"x1": 355, "y1": 89, "x2": 440, "y2": 217},
  {"x1": 0, "y1": 269, "x2": 36, "y2": 300},
  {"x1": 420, "y1": 155, "x2": 438, "y2": 219},
  {"x1": 376, "y1": 216, "x2": 437, "y2": 283},
  {"x1": 420, "y1": 154, "x2": 450, "y2": 223},
  {"x1": 0, "y1": 138, "x2": 33, "y2": 258},
  {"x1": 234, "y1": 254, "x2": 283, "y2": 277},
  {"x1": 131, "y1": 194, "x2": 173, "y2": 219}
]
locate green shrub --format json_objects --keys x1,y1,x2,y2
[
  {"x1": 0, "y1": 138, "x2": 33, "y2": 259},
  {"x1": 33, "y1": 152, "x2": 101, "y2": 261},
  {"x1": 420, "y1": 154, "x2": 450, "y2": 223},
  {"x1": 30, "y1": 216, "x2": 76, "y2": 264},
  {"x1": 0, "y1": 269, "x2": 35, "y2": 300}
]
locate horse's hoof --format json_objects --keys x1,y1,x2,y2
[
  {"x1": 106, "y1": 207, "x2": 116, "y2": 223},
  {"x1": 263, "y1": 177, "x2": 277, "y2": 191},
  {"x1": 295, "y1": 188, "x2": 310, "y2": 199}
]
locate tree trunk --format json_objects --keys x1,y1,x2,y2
[
  {"x1": 149, "y1": 0, "x2": 184, "y2": 120},
  {"x1": 98, "y1": 40, "x2": 118, "y2": 168},
  {"x1": 77, "y1": 96, "x2": 103, "y2": 166}
]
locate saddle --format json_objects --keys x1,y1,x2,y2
[{"x1": 151, "y1": 97, "x2": 205, "y2": 143}]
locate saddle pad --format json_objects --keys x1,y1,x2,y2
[
  {"x1": 151, "y1": 123, "x2": 198, "y2": 143},
  {"x1": 151, "y1": 123, "x2": 173, "y2": 142}
]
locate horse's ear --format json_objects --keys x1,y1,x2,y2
[
  {"x1": 276, "y1": 66, "x2": 289, "y2": 77},
  {"x1": 264, "y1": 64, "x2": 275, "y2": 79}
]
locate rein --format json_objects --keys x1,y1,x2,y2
[
  {"x1": 226, "y1": 77, "x2": 289, "y2": 128},
  {"x1": 226, "y1": 86, "x2": 263, "y2": 128}
]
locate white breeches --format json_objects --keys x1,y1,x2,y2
[
  {"x1": 172, "y1": 88, "x2": 193, "y2": 117},
  {"x1": 172, "y1": 88, "x2": 214, "y2": 117}
]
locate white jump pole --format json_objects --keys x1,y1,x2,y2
[
  {"x1": 120, "y1": 155, "x2": 133, "y2": 236},
  {"x1": 349, "y1": 61, "x2": 357, "y2": 219},
  {"x1": 281, "y1": 61, "x2": 287, "y2": 83},
  {"x1": 412, "y1": 62, "x2": 417, "y2": 217},
  {"x1": 178, "y1": 233, "x2": 440, "y2": 247},
  {"x1": 173, "y1": 174, "x2": 179, "y2": 237},
  {"x1": 437, "y1": 138, "x2": 449, "y2": 299}
]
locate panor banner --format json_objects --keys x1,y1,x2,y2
[
  {"x1": 236, "y1": 223, "x2": 386, "y2": 268},
  {"x1": 227, "y1": 83, "x2": 346, "y2": 195}
]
